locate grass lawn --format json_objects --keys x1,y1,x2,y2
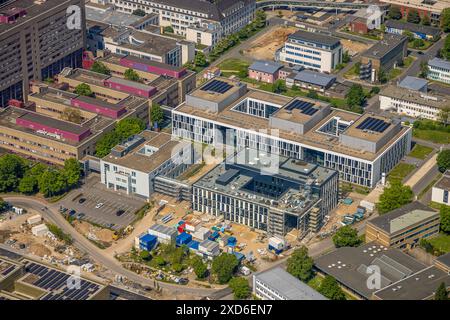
[
  {"x1": 307, "y1": 275, "x2": 356, "y2": 300},
  {"x1": 413, "y1": 129, "x2": 450, "y2": 144},
  {"x1": 217, "y1": 58, "x2": 250, "y2": 77},
  {"x1": 408, "y1": 144, "x2": 434, "y2": 159},
  {"x1": 428, "y1": 233, "x2": 450, "y2": 253},
  {"x1": 388, "y1": 163, "x2": 415, "y2": 182},
  {"x1": 408, "y1": 39, "x2": 433, "y2": 50},
  {"x1": 388, "y1": 68, "x2": 403, "y2": 80},
  {"x1": 403, "y1": 56, "x2": 415, "y2": 68},
  {"x1": 343, "y1": 64, "x2": 360, "y2": 79}
]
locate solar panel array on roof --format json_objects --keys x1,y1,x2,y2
[
  {"x1": 356, "y1": 117, "x2": 390, "y2": 133},
  {"x1": 285, "y1": 99, "x2": 318, "y2": 116},
  {"x1": 25, "y1": 262, "x2": 101, "y2": 300},
  {"x1": 1, "y1": 265, "x2": 15, "y2": 276},
  {"x1": 201, "y1": 80, "x2": 233, "y2": 94}
]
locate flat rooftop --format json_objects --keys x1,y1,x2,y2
[
  {"x1": 434, "y1": 173, "x2": 450, "y2": 190},
  {"x1": 288, "y1": 29, "x2": 341, "y2": 48},
  {"x1": 102, "y1": 131, "x2": 187, "y2": 173},
  {"x1": 429, "y1": 57, "x2": 450, "y2": 71},
  {"x1": 362, "y1": 34, "x2": 407, "y2": 60},
  {"x1": 367, "y1": 201, "x2": 438, "y2": 235},
  {"x1": 380, "y1": 0, "x2": 450, "y2": 14},
  {"x1": 18, "y1": 111, "x2": 90, "y2": 135},
  {"x1": 175, "y1": 82, "x2": 410, "y2": 161},
  {"x1": 118, "y1": 31, "x2": 179, "y2": 57},
  {"x1": 255, "y1": 266, "x2": 327, "y2": 300},
  {"x1": 381, "y1": 84, "x2": 448, "y2": 109},
  {"x1": 190, "y1": 77, "x2": 247, "y2": 103},
  {"x1": 86, "y1": 5, "x2": 157, "y2": 27},
  {"x1": 314, "y1": 242, "x2": 427, "y2": 299},
  {"x1": 0, "y1": 257, "x2": 21, "y2": 280}
]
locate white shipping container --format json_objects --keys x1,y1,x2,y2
[
  {"x1": 192, "y1": 227, "x2": 210, "y2": 241},
  {"x1": 27, "y1": 214, "x2": 42, "y2": 225},
  {"x1": 269, "y1": 237, "x2": 285, "y2": 250},
  {"x1": 185, "y1": 223, "x2": 196, "y2": 232},
  {"x1": 32, "y1": 224, "x2": 49, "y2": 237}
]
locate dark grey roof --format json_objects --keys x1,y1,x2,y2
[
  {"x1": 288, "y1": 30, "x2": 341, "y2": 47},
  {"x1": 367, "y1": 202, "x2": 437, "y2": 234},
  {"x1": 362, "y1": 34, "x2": 407, "y2": 59},
  {"x1": 398, "y1": 76, "x2": 428, "y2": 91},
  {"x1": 385, "y1": 19, "x2": 441, "y2": 38},
  {"x1": 314, "y1": 242, "x2": 427, "y2": 299},
  {"x1": 75, "y1": 95, "x2": 125, "y2": 111},
  {"x1": 434, "y1": 174, "x2": 450, "y2": 191},
  {"x1": 255, "y1": 267, "x2": 327, "y2": 300},
  {"x1": 294, "y1": 70, "x2": 336, "y2": 87},
  {"x1": 429, "y1": 58, "x2": 450, "y2": 71},
  {"x1": 435, "y1": 252, "x2": 450, "y2": 269},
  {"x1": 18, "y1": 111, "x2": 89, "y2": 135},
  {"x1": 249, "y1": 60, "x2": 283, "y2": 74}
]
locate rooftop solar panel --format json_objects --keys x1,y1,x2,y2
[
  {"x1": 285, "y1": 99, "x2": 318, "y2": 116},
  {"x1": 356, "y1": 117, "x2": 390, "y2": 133},
  {"x1": 1, "y1": 265, "x2": 15, "y2": 276},
  {"x1": 201, "y1": 80, "x2": 233, "y2": 94}
]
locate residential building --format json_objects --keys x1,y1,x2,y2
[
  {"x1": 253, "y1": 267, "x2": 327, "y2": 300},
  {"x1": 365, "y1": 201, "x2": 440, "y2": 249},
  {"x1": 0, "y1": 0, "x2": 86, "y2": 107},
  {"x1": 379, "y1": 84, "x2": 448, "y2": 120},
  {"x1": 428, "y1": 58, "x2": 450, "y2": 85},
  {"x1": 285, "y1": 69, "x2": 336, "y2": 93},
  {"x1": 106, "y1": 0, "x2": 256, "y2": 48},
  {"x1": 193, "y1": 148, "x2": 338, "y2": 238},
  {"x1": 100, "y1": 131, "x2": 191, "y2": 199},
  {"x1": 248, "y1": 60, "x2": 284, "y2": 84},
  {"x1": 278, "y1": 30, "x2": 342, "y2": 73},
  {"x1": 432, "y1": 171, "x2": 450, "y2": 206},
  {"x1": 380, "y1": 0, "x2": 450, "y2": 24},
  {"x1": 385, "y1": 20, "x2": 441, "y2": 41},
  {"x1": 172, "y1": 77, "x2": 413, "y2": 188},
  {"x1": 314, "y1": 242, "x2": 441, "y2": 300},
  {"x1": 360, "y1": 34, "x2": 408, "y2": 82}
]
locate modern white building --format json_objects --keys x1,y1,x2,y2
[
  {"x1": 172, "y1": 77, "x2": 412, "y2": 188},
  {"x1": 100, "y1": 131, "x2": 191, "y2": 199},
  {"x1": 105, "y1": 0, "x2": 256, "y2": 48},
  {"x1": 428, "y1": 58, "x2": 450, "y2": 85},
  {"x1": 278, "y1": 30, "x2": 343, "y2": 73},
  {"x1": 379, "y1": 84, "x2": 448, "y2": 121},
  {"x1": 432, "y1": 172, "x2": 450, "y2": 206},
  {"x1": 253, "y1": 267, "x2": 327, "y2": 300}
]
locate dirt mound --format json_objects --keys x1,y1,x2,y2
[
  {"x1": 29, "y1": 243, "x2": 51, "y2": 257},
  {"x1": 243, "y1": 26, "x2": 297, "y2": 60}
]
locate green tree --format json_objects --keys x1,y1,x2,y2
[
  {"x1": 211, "y1": 253, "x2": 239, "y2": 284},
  {"x1": 379, "y1": 69, "x2": 388, "y2": 84},
  {"x1": 153, "y1": 256, "x2": 166, "y2": 266},
  {"x1": 403, "y1": 30, "x2": 414, "y2": 42},
  {"x1": 332, "y1": 225, "x2": 361, "y2": 248},
  {"x1": 388, "y1": 6, "x2": 402, "y2": 20},
  {"x1": 441, "y1": 8, "x2": 450, "y2": 32},
  {"x1": 419, "y1": 61, "x2": 429, "y2": 78},
  {"x1": 437, "y1": 149, "x2": 450, "y2": 172},
  {"x1": 18, "y1": 175, "x2": 38, "y2": 194},
  {"x1": 438, "y1": 107, "x2": 450, "y2": 127},
  {"x1": 435, "y1": 282, "x2": 449, "y2": 300},
  {"x1": 407, "y1": 9, "x2": 421, "y2": 24},
  {"x1": 0, "y1": 197, "x2": 8, "y2": 213},
  {"x1": 370, "y1": 86, "x2": 380, "y2": 95},
  {"x1": 229, "y1": 277, "x2": 251, "y2": 300},
  {"x1": 306, "y1": 90, "x2": 319, "y2": 99},
  {"x1": 377, "y1": 180, "x2": 413, "y2": 214},
  {"x1": 443, "y1": 35, "x2": 450, "y2": 60},
  {"x1": 346, "y1": 84, "x2": 366, "y2": 109},
  {"x1": 139, "y1": 250, "x2": 151, "y2": 261},
  {"x1": 91, "y1": 61, "x2": 111, "y2": 75},
  {"x1": 271, "y1": 79, "x2": 287, "y2": 94},
  {"x1": 163, "y1": 25, "x2": 174, "y2": 33},
  {"x1": 286, "y1": 246, "x2": 314, "y2": 282},
  {"x1": 74, "y1": 83, "x2": 94, "y2": 97},
  {"x1": 342, "y1": 51, "x2": 350, "y2": 64},
  {"x1": 150, "y1": 103, "x2": 164, "y2": 126},
  {"x1": 38, "y1": 169, "x2": 68, "y2": 198},
  {"x1": 63, "y1": 158, "x2": 81, "y2": 188},
  {"x1": 124, "y1": 69, "x2": 140, "y2": 82},
  {"x1": 191, "y1": 256, "x2": 208, "y2": 279},
  {"x1": 421, "y1": 14, "x2": 431, "y2": 26},
  {"x1": 318, "y1": 276, "x2": 346, "y2": 300},
  {"x1": 95, "y1": 131, "x2": 121, "y2": 158},
  {"x1": 0, "y1": 154, "x2": 27, "y2": 192},
  {"x1": 440, "y1": 205, "x2": 450, "y2": 234},
  {"x1": 115, "y1": 117, "x2": 146, "y2": 139},
  {"x1": 132, "y1": 9, "x2": 146, "y2": 16},
  {"x1": 61, "y1": 108, "x2": 83, "y2": 124},
  {"x1": 412, "y1": 38, "x2": 425, "y2": 49},
  {"x1": 194, "y1": 52, "x2": 208, "y2": 68}
]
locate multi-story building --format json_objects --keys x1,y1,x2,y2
[
  {"x1": 349, "y1": 7, "x2": 384, "y2": 35},
  {"x1": 380, "y1": 0, "x2": 450, "y2": 24},
  {"x1": 172, "y1": 77, "x2": 412, "y2": 188},
  {"x1": 360, "y1": 34, "x2": 408, "y2": 82},
  {"x1": 248, "y1": 60, "x2": 286, "y2": 84},
  {"x1": 106, "y1": 0, "x2": 256, "y2": 48},
  {"x1": 432, "y1": 171, "x2": 450, "y2": 206},
  {"x1": 192, "y1": 148, "x2": 338, "y2": 238},
  {"x1": 379, "y1": 83, "x2": 448, "y2": 121},
  {"x1": 385, "y1": 20, "x2": 441, "y2": 41},
  {"x1": 253, "y1": 267, "x2": 327, "y2": 300},
  {"x1": 100, "y1": 131, "x2": 191, "y2": 199},
  {"x1": 278, "y1": 30, "x2": 343, "y2": 73},
  {"x1": 365, "y1": 201, "x2": 440, "y2": 249},
  {"x1": 0, "y1": 0, "x2": 86, "y2": 107},
  {"x1": 428, "y1": 58, "x2": 450, "y2": 85}
]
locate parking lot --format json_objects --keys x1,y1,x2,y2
[{"x1": 58, "y1": 175, "x2": 146, "y2": 231}]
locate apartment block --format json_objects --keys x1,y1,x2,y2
[
  {"x1": 428, "y1": 58, "x2": 450, "y2": 85},
  {"x1": 379, "y1": 83, "x2": 448, "y2": 121},
  {"x1": 278, "y1": 30, "x2": 343, "y2": 73},
  {"x1": 365, "y1": 202, "x2": 440, "y2": 249},
  {"x1": 0, "y1": 0, "x2": 86, "y2": 107},
  {"x1": 106, "y1": 0, "x2": 256, "y2": 48},
  {"x1": 172, "y1": 77, "x2": 412, "y2": 188}
]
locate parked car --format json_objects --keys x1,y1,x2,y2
[
  {"x1": 78, "y1": 198, "x2": 86, "y2": 204},
  {"x1": 116, "y1": 209, "x2": 125, "y2": 217},
  {"x1": 77, "y1": 213, "x2": 85, "y2": 219},
  {"x1": 68, "y1": 210, "x2": 76, "y2": 216},
  {"x1": 95, "y1": 203, "x2": 104, "y2": 209}
]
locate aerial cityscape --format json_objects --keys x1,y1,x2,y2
[{"x1": 2, "y1": 0, "x2": 450, "y2": 305}]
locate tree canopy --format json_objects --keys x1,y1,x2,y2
[
  {"x1": 345, "y1": 84, "x2": 366, "y2": 113},
  {"x1": 194, "y1": 52, "x2": 208, "y2": 68},
  {"x1": 440, "y1": 205, "x2": 450, "y2": 234},
  {"x1": 74, "y1": 83, "x2": 94, "y2": 97},
  {"x1": 286, "y1": 246, "x2": 314, "y2": 282},
  {"x1": 124, "y1": 69, "x2": 140, "y2": 82},
  {"x1": 91, "y1": 61, "x2": 111, "y2": 75},
  {"x1": 132, "y1": 9, "x2": 146, "y2": 16},
  {"x1": 0, "y1": 154, "x2": 27, "y2": 193},
  {"x1": 0, "y1": 198, "x2": 8, "y2": 213},
  {"x1": 377, "y1": 180, "x2": 413, "y2": 214},
  {"x1": 435, "y1": 282, "x2": 449, "y2": 300},
  {"x1": 211, "y1": 253, "x2": 239, "y2": 284},
  {"x1": 407, "y1": 9, "x2": 421, "y2": 24},
  {"x1": 150, "y1": 103, "x2": 164, "y2": 127},
  {"x1": 332, "y1": 225, "x2": 362, "y2": 248},
  {"x1": 191, "y1": 256, "x2": 208, "y2": 279},
  {"x1": 388, "y1": 6, "x2": 402, "y2": 20},
  {"x1": 229, "y1": 277, "x2": 251, "y2": 300},
  {"x1": 437, "y1": 149, "x2": 450, "y2": 172},
  {"x1": 318, "y1": 276, "x2": 346, "y2": 300},
  {"x1": 441, "y1": 8, "x2": 450, "y2": 32}
]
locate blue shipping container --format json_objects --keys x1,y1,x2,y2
[
  {"x1": 176, "y1": 232, "x2": 192, "y2": 246},
  {"x1": 187, "y1": 240, "x2": 199, "y2": 250},
  {"x1": 140, "y1": 234, "x2": 157, "y2": 251}
]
